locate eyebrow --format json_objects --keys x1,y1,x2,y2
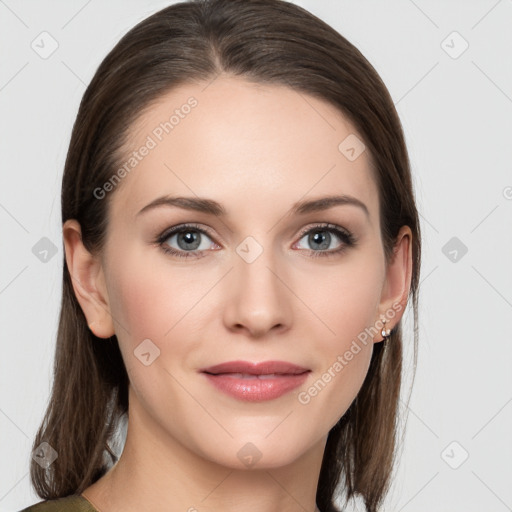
[{"x1": 137, "y1": 194, "x2": 370, "y2": 219}]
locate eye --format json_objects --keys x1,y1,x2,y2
[
  {"x1": 156, "y1": 224, "x2": 219, "y2": 259},
  {"x1": 293, "y1": 223, "x2": 356, "y2": 258},
  {"x1": 155, "y1": 222, "x2": 356, "y2": 260}
]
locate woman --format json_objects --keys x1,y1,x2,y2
[{"x1": 22, "y1": 0, "x2": 421, "y2": 511}]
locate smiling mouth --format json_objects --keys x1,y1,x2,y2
[
  {"x1": 200, "y1": 359, "x2": 310, "y2": 376},
  {"x1": 200, "y1": 360, "x2": 311, "y2": 402},
  {"x1": 203, "y1": 372, "x2": 307, "y2": 379}
]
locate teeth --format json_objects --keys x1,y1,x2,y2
[
  {"x1": 229, "y1": 373, "x2": 258, "y2": 379},
  {"x1": 222, "y1": 373, "x2": 279, "y2": 379}
]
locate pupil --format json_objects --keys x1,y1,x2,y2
[
  {"x1": 178, "y1": 231, "x2": 200, "y2": 250},
  {"x1": 310, "y1": 231, "x2": 330, "y2": 250}
]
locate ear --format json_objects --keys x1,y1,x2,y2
[
  {"x1": 376, "y1": 225, "x2": 413, "y2": 338},
  {"x1": 62, "y1": 219, "x2": 115, "y2": 338}
]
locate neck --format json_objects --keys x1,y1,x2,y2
[{"x1": 82, "y1": 389, "x2": 327, "y2": 512}]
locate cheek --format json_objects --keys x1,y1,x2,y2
[
  {"x1": 304, "y1": 254, "x2": 384, "y2": 343},
  {"x1": 104, "y1": 251, "x2": 221, "y2": 398},
  {"x1": 106, "y1": 249, "x2": 206, "y2": 343},
  {"x1": 104, "y1": 256, "x2": 202, "y2": 405},
  {"x1": 293, "y1": 257, "x2": 383, "y2": 426}
]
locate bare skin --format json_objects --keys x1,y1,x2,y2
[{"x1": 64, "y1": 75, "x2": 412, "y2": 512}]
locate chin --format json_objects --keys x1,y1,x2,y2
[{"x1": 196, "y1": 434, "x2": 316, "y2": 471}]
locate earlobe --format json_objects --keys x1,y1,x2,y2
[
  {"x1": 378, "y1": 225, "x2": 413, "y2": 331},
  {"x1": 63, "y1": 219, "x2": 115, "y2": 339}
]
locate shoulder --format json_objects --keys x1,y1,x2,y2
[{"x1": 19, "y1": 494, "x2": 98, "y2": 512}]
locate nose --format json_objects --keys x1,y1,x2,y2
[{"x1": 223, "y1": 245, "x2": 292, "y2": 339}]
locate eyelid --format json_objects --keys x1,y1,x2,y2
[
  {"x1": 295, "y1": 222, "x2": 352, "y2": 241},
  {"x1": 157, "y1": 222, "x2": 216, "y2": 242}
]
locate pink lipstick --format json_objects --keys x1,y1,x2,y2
[{"x1": 200, "y1": 360, "x2": 310, "y2": 402}]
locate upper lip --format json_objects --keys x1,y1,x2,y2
[{"x1": 200, "y1": 360, "x2": 310, "y2": 376}]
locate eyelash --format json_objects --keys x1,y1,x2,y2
[{"x1": 155, "y1": 222, "x2": 357, "y2": 260}]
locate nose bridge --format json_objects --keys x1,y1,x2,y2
[{"x1": 223, "y1": 234, "x2": 291, "y2": 337}]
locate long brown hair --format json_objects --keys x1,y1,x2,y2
[{"x1": 29, "y1": 1, "x2": 421, "y2": 511}]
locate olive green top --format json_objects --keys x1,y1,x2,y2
[{"x1": 20, "y1": 495, "x2": 99, "y2": 512}]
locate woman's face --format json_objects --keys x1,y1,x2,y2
[{"x1": 79, "y1": 75, "x2": 408, "y2": 469}]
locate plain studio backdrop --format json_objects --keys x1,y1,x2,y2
[{"x1": 1, "y1": 1, "x2": 511, "y2": 511}]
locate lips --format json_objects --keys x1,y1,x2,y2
[
  {"x1": 200, "y1": 360, "x2": 311, "y2": 402},
  {"x1": 200, "y1": 360, "x2": 310, "y2": 376}
]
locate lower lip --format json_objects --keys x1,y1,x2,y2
[{"x1": 202, "y1": 372, "x2": 310, "y2": 402}]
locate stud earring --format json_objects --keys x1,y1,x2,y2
[{"x1": 381, "y1": 318, "x2": 391, "y2": 342}]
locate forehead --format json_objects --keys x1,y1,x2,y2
[{"x1": 109, "y1": 75, "x2": 378, "y2": 223}]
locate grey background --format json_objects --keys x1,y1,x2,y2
[{"x1": 1, "y1": 1, "x2": 511, "y2": 511}]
